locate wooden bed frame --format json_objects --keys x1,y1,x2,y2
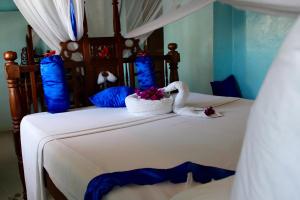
[{"x1": 3, "y1": 0, "x2": 180, "y2": 199}]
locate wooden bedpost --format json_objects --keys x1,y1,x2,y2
[
  {"x1": 26, "y1": 25, "x2": 35, "y2": 65},
  {"x1": 167, "y1": 43, "x2": 180, "y2": 82},
  {"x1": 3, "y1": 51, "x2": 27, "y2": 199},
  {"x1": 112, "y1": 0, "x2": 124, "y2": 85}
]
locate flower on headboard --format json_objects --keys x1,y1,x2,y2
[
  {"x1": 135, "y1": 87, "x2": 165, "y2": 100},
  {"x1": 43, "y1": 50, "x2": 56, "y2": 57},
  {"x1": 98, "y1": 46, "x2": 110, "y2": 59}
]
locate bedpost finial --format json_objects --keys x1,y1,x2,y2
[
  {"x1": 167, "y1": 43, "x2": 180, "y2": 83},
  {"x1": 112, "y1": 0, "x2": 119, "y2": 6},
  {"x1": 167, "y1": 43, "x2": 180, "y2": 62},
  {"x1": 168, "y1": 43, "x2": 178, "y2": 51},
  {"x1": 4, "y1": 51, "x2": 17, "y2": 63}
]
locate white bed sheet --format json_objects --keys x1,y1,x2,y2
[
  {"x1": 21, "y1": 93, "x2": 252, "y2": 200},
  {"x1": 22, "y1": 104, "x2": 176, "y2": 200},
  {"x1": 170, "y1": 177, "x2": 234, "y2": 200}
]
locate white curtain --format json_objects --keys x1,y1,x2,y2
[
  {"x1": 221, "y1": 0, "x2": 300, "y2": 16},
  {"x1": 122, "y1": 0, "x2": 162, "y2": 43},
  {"x1": 14, "y1": 0, "x2": 300, "y2": 49},
  {"x1": 230, "y1": 14, "x2": 300, "y2": 200},
  {"x1": 123, "y1": 0, "x2": 300, "y2": 40},
  {"x1": 124, "y1": 0, "x2": 212, "y2": 39},
  {"x1": 14, "y1": 0, "x2": 85, "y2": 52}
]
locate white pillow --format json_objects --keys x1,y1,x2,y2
[{"x1": 231, "y1": 17, "x2": 300, "y2": 200}]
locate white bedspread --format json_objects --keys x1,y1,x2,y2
[{"x1": 21, "y1": 93, "x2": 252, "y2": 200}]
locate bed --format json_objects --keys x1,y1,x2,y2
[
  {"x1": 21, "y1": 93, "x2": 252, "y2": 199},
  {"x1": 3, "y1": 0, "x2": 252, "y2": 199}
]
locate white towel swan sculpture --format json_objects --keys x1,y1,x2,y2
[
  {"x1": 164, "y1": 81, "x2": 222, "y2": 117},
  {"x1": 126, "y1": 81, "x2": 222, "y2": 117}
]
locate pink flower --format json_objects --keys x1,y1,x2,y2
[
  {"x1": 135, "y1": 87, "x2": 165, "y2": 100},
  {"x1": 43, "y1": 50, "x2": 56, "y2": 57},
  {"x1": 204, "y1": 107, "x2": 215, "y2": 116},
  {"x1": 98, "y1": 46, "x2": 110, "y2": 59}
]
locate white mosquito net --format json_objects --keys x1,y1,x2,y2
[
  {"x1": 122, "y1": 1, "x2": 300, "y2": 199},
  {"x1": 14, "y1": 0, "x2": 300, "y2": 199}
]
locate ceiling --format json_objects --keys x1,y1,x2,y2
[{"x1": 0, "y1": 0, "x2": 18, "y2": 12}]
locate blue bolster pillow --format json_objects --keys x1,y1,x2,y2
[
  {"x1": 135, "y1": 55, "x2": 156, "y2": 90},
  {"x1": 40, "y1": 55, "x2": 70, "y2": 113}
]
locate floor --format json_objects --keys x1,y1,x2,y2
[{"x1": 0, "y1": 131, "x2": 23, "y2": 200}]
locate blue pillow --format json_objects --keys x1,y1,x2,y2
[
  {"x1": 210, "y1": 75, "x2": 241, "y2": 98},
  {"x1": 89, "y1": 86, "x2": 134, "y2": 107},
  {"x1": 40, "y1": 55, "x2": 70, "y2": 113},
  {"x1": 135, "y1": 55, "x2": 156, "y2": 90}
]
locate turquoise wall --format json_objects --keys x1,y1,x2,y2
[
  {"x1": 0, "y1": 0, "x2": 18, "y2": 12},
  {"x1": 0, "y1": 12, "x2": 27, "y2": 131},
  {"x1": 214, "y1": 2, "x2": 295, "y2": 99},
  {"x1": 165, "y1": 2, "x2": 295, "y2": 99},
  {"x1": 164, "y1": 4, "x2": 213, "y2": 94},
  {"x1": 213, "y1": 3, "x2": 234, "y2": 81}
]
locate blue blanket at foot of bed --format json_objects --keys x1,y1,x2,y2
[{"x1": 84, "y1": 161, "x2": 235, "y2": 200}]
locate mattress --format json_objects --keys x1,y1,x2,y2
[{"x1": 21, "y1": 93, "x2": 252, "y2": 200}]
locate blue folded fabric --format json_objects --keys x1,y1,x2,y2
[
  {"x1": 210, "y1": 75, "x2": 241, "y2": 97},
  {"x1": 135, "y1": 55, "x2": 156, "y2": 90},
  {"x1": 40, "y1": 55, "x2": 70, "y2": 113},
  {"x1": 84, "y1": 161, "x2": 235, "y2": 200},
  {"x1": 70, "y1": 0, "x2": 77, "y2": 39}
]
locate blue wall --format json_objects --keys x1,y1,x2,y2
[{"x1": 214, "y1": 2, "x2": 295, "y2": 99}]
